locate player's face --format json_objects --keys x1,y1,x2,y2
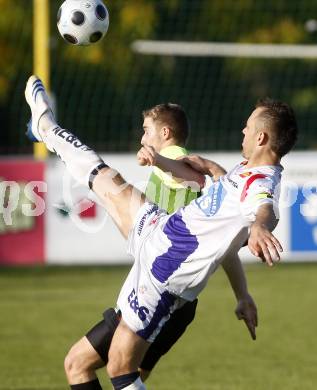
[
  {"x1": 141, "y1": 117, "x2": 165, "y2": 152},
  {"x1": 241, "y1": 107, "x2": 264, "y2": 159}
]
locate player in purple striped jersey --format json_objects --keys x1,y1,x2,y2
[
  {"x1": 71, "y1": 103, "x2": 201, "y2": 385},
  {"x1": 25, "y1": 75, "x2": 297, "y2": 390}
]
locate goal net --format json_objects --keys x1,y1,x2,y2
[{"x1": 2, "y1": 0, "x2": 317, "y2": 154}]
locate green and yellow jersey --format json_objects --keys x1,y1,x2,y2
[{"x1": 145, "y1": 145, "x2": 199, "y2": 214}]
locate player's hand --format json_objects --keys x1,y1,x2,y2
[
  {"x1": 235, "y1": 294, "x2": 258, "y2": 340},
  {"x1": 137, "y1": 145, "x2": 157, "y2": 166},
  {"x1": 137, "y1": 148, "x2": 148, "y2": 166},
  {"x1": 248, "y1": 222, "x2": 283, "y2": 267}
]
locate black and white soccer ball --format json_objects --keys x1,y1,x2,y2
[{"x1": 57, "y1": 0, "x2": 109, "y2": 45}]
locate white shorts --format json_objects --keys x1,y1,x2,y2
[{"x1": 116, "y1": 202, "x2": 186, "y2": 342}]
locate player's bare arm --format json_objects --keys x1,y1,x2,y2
[
  {"x1": 180, "y1": 155, "x2": 227, "y2": 180},
  {"x1": 138, "y1": 145, "x2": 205, "y2": 188},
  {"x1": 248, "y1": 203, "x2": 282, "y2": 266},
  {"x1": 222, "y1": 253, "x2": 258, "y2": 340}
]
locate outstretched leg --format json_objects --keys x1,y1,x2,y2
[{"x1": 25, "y1": 75, "x2": 145, "y2": 237}]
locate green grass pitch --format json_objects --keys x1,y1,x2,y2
[{"x1": 0, "y1": 263, "x2": 316, "y2": 390}]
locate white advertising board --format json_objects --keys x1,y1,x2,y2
[{"x1": 46, "y1": 151, "x2": 317, "y2": 264}]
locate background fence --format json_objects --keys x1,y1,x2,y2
[{"x1": 1, "y1": 0, "x2": 317, "y2": 155}]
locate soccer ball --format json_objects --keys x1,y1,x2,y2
[{"x1": 57, "y1": 0, "x2": 109, "y2": 46}]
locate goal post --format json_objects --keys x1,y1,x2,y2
[{"x1": 33, "y1": 0, "x2": 50, "y2": 160}]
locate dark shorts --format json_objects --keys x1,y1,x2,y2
[
  {"x1": 86, "y1": 299, "x2": 198, "y2": 370},
  {"x1": 140, "y1": 298, "x2": 198, "y2": 370}
]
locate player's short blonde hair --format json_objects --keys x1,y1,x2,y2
[{"x1": 142, "y1": 103, "x2": 190, "y2": 146}]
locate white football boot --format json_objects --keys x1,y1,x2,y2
[{"x1": 25, "y1": 75, "x2": 56, "y2": 142}]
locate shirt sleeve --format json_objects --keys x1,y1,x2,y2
[{"x1": 240, "y1": 173, "x2": 280, "y2": 221}]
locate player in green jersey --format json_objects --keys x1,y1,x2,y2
[{"x1": 140, "y1": 103, "x2": 199, "y2": 213}]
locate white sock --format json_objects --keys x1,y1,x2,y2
[
  {"x1": 39, "y1": 110, "x2": 57, "y2": 135},
  {"x1": 41, "y1": 124, "x2": 105, "y2": 187},
  {"x1": 121, "y1": 377, "x2": 146, "y2": 390}
]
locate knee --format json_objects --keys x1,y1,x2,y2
[
  {"x1": 64, "y1": 345, "x2": 87, "y2": 377},
  {"x1": 107, "y1": 347, "x2": 130, "y2": 377},
  {"x1": 106, "y1": 349, "x2": 121, "y2": 378}
]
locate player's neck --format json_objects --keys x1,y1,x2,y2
[
  {"x1": 246, "y1": 151, "x2": 280, "y2": 168},
  {"x1": 159, "y1": 139, "x2": 180, "y2": 152}
]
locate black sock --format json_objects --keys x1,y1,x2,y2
[
  {"x1": 111, "y1": 372, "x2": 140, "y2": 390},
  {"x1": 70, "y1": 378, "x2": 102, "y2": 389}
]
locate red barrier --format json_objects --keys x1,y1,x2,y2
[{"x1": 0, "y1": 160, "x2": 45, "y2": 265}]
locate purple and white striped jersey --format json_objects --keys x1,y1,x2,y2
[{"x1": 139, "y1": 161, "x2": 283, "y2": 301}]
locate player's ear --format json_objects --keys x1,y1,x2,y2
[
  {"x1": 161, "y1": 126, "x2": 171, "y2": 140},
  {"x1": 257, "y1": 131, "x2": 268, "y2": 146}
]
